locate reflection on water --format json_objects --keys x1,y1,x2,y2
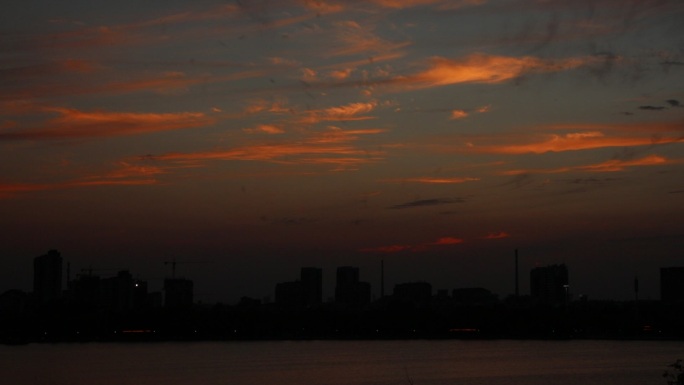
[{"x1": 1, "y1": 340, "x2": 682, "y2": 385}]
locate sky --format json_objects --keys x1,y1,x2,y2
[{"x1": 1, "y1": 0, "x2": 683, "y2": 304}]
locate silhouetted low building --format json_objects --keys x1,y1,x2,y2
[
  {"x1": 335, "y1": 266, "x2": 371, "y2": 306},
  {"x1": 393, "y1": 282, "x2": 432, "y2": 306},
  {"x1": 0, "y1": 289, "x2": 28, "y2": 316},
  {"x1": 452, "y1": 287, "x2": 498, "y2": 305},
  {"x1": 661, "y1": 267, "x2": 684, "y2": 302},
  {"x1": 530, "y1": 264, "x2": 569, "y2": 305},
  {"x1": 71, "y1": 274, "x2": 101, "y2": 308}
]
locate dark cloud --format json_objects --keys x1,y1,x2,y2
[
  {"x1": 639, "y1": 105, "x2": 665, "y2": 111},
  {"x1": 564, "y1": 177, "x2": 620, "y2": 185},
  {"x1": 501, "y1": 173, "x2": 535, "y2": 189},
  {"x1": 666, "y1": 99, "x2": 681, "y2": 107},
  {"x1": 388, "y1": 197, "x2": 464, "y2": 210}
]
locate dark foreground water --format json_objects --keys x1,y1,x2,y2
[{"x1": 1, "y1": 340, "x2": 682, "y2": 385}]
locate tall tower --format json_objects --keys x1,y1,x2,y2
[{"x1": 33, "y1": 249, "x2": 63, "y2": 304}]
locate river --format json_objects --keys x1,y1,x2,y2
[{"x1": 1, "y1": 340, "x2": 682, "y2": 384}]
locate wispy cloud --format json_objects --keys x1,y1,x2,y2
[
  {"x1": 0, "y1": 107, "x2": 214, "y2": 140},
  {"x1": 396, "y1": 53, "x2": 595, "y2": 89},
  {"x1": 3, "y1": 69, "x2": 266, "y2": 101},
  {"x1": 306, "y1": 53, "x2": 601, "y2": 92},
  {"x1": 327, "y1": 19, "x2": 411, "y2": 58},
  {"x1": 142, "y1": 127, "x2": 385, "y2": 171},
  {"x1": 460, "y1": 121, "x2": 684, "y2": 154},
  {"x1": 430, "y1": 236, "x2": 465, "y2": 245},
  {"x1": 450, "y1": 110, "x2": 469, "y2": 120},
  {"x1": 501, "y1": 155, "x2": 673, "y2": 175},
  {"x1": 483, "y1": 231, "x2": 510, "y2": 239},
  {"x1": 381, "y1": 177, "x2": 479, "y2": 184},
  {"x1": 359, "y1": 235, "x2": 465, "y2": 253},
  {"x1": 243, "y1": 124, "x2": 286, "y2": 134},
  {"x1": 450, "y1": 105, "x2": 491, "y2": 120},
  {"x1": 298, "y1": 101, "x2": 378, "y2": 124},
  {"x1": 0, "y1": 157, "x2": 171, "y2": 198},
  {"x1": 389, "y1": 197, "x2": 464, "y2": 209}
]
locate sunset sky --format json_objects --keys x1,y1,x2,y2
[{"x1": 1, "y1": 0, "x2": 683, "y2": 303}]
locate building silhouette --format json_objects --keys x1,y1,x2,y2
[
  {"x1": 33, "y1": 249, "x2": 62, "y2": 304},
  {"x1": 99, "y1": 270, "x2": 149, "y2": 312},
  {"x1": 530, "y1": 264, "x2": 569, "y2": 304},
  {"x1": 393, "y1": 282, "x2": 432, "y2": 306},
  {"x1": 275, "y1": 267, "x2": 324, "y2": 307},
  {"x1": 335, "y1": 266, "x2": 371, "y2": 306},
  {"x1": 660, "y1": 267, "x2": 684, "y2": 302},
  {"x1": 301, "y1": 267, "x2": 322, "y2": 306},
  {"x1": 164, "y1": 278, "x2": 193, "y2": 308},
  {"x1": 452, "y1": 287, "x2": 498, "y2": 305}
]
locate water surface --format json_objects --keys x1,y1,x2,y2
[{"x1": 1, "y1": 340, "x2": 681, "y2": 385}]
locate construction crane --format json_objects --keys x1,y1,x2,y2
[{"x1": 163, "y1": 258, "x2": 210, "y2": 278}]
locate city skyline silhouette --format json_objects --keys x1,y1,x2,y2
[
  {"x1": 1, "y1": 0, "x2": 683, "y2": 328},
  {"x1": 4, "y1": 248, "x2": 684, "y2": 344}
]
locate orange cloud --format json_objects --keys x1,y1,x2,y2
[
  {"x1": 483, "y1": 231, "x2": 511, "y2": 239},
  {"x1": 243, "y1": 124, "x2": 286, "y2": 134},
  {"x1": 371, "y1": 0, "x2": 486, "y2": 9},
  {"x1": 144, "y1": 127, "x2": 385, "y2": 170},
  {"x1": 298, "y1": 101, "x2": 378, "y2": 124},
  {"x1": 371, "y1": 0, "x2": 443, "y2": 8},
  {"x1": 431, "y1": 237, "x2": 465, "y2": 245},
  {"x1": 404, "y1": 54, "x2": 591, "y2": 88},
  {"x1": 0, "y1": 178, "x2": 157, "y2": 198},
  {"x1": 4, "y1": 69, "x2": 266, "y2": 101},
  {"x1": 470, "y1": 132, "x2": 682, "y2": 155},
  {"x1": 0, "y1": 183, "x2": 53, "y2": 198},
  {"x1": 579, "y1": 155, "x2": 670, "y2": 172},
  {"x1": 450, "y1": 110, "x2": 469, "y2": 120},
  {"x1": 501, "y1": 155, "x2": 674, "y2": 175},
  {"x1": 381, "y1": 177, "x2": 479, "y2": 184},
  {"x1": 328, "y1": 68, "x2": 353, "y2": 80},
  {"x1": 0, "y1": 107, "x2": 214, "y2": 140},
  {"x1": 328, "y1": 19, "x2": 411, "y2": 58}
]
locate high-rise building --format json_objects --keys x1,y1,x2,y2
[
  {"x1": 661, "y1": 267, "x2": 684, "y2": 302},
  {"x1": 33, "y1": 249, "x2": 62, "y2": 304},
  {"x1": 164, "y1": 278, "x2": 193, "y2": 308},
  {"x1": 530, "y1": 264, "x2": 569, "y2": 304},
  {"x1": 335, "y1": 266, "x2": 371, "y2": 306},
  {"x1": 300, "y1": 267, "x2": 322, "y2": 306}
]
